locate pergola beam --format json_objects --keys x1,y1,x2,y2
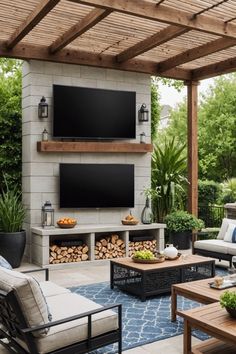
[
  {"x1": 192, "y1": 56, "x2": 236, "y2": 80},
  {"x1": 70, "y1": 0, "x2": 236, "y2": 39},
  {"x1": 50, "y1": 8, "x2": 112, "y2": 54},
  {"x1": 7, "y1": 0, "x2": 60, "y2": 49},
  {"x1": 116, "y1": 25, "x2": 189, "y2": 63},
  {"x1": 186, "y1": 80, "x2": 199, "y2": 217},
  {"x1": 0, "y1": 41, "x2": 191, "y2": 80},
  {"x1": 157, "y1": 37, "x2": 236, "y2": 73}
]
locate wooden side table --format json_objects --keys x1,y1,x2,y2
[{"x1": 179, "y1": 302, "x2": 236, "y2": 354}]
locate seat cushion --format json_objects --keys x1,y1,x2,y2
[
  {"x1": 0, "y1": 267, "x2": 50, "y2": 337},
  {"x1": 34, "y1": 292, "x2": 118, "y2": 354},
  {"x1": 194, "y1": 239, "x2": 229, "y2": 254},
  {"x1": 40, "y1": 281, "x2": 70, "y2": 297}
]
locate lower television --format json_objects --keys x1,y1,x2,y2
[{"x1": 59, "y1": 163, "x2": 134, "y2": 208}]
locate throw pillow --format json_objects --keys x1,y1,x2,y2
[
  {"x1": 224, "y1": 224, "x2": 236, "y2": 243},
  {"x1": 217, "y1": 218, "x2": 236, "y2": 240},
  {"x1": 0, "y1": 255, "x2": 12, "y2": 270}
]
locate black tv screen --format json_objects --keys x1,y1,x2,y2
[
  {"x1": 53, "y1": 85, "x2": 136, "y2": 139},
  {"x1": 59, "y1": 164, "x2": 134, "y2": 208}
]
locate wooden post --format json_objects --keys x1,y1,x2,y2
[{"x1": 185, "y1": 80, "x2": 199, "y2": 217}]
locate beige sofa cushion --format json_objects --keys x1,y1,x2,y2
[
  {"x1": 0, "y1": 267, "x2": 50, "y2": 337},
  {"x1": 194, "y1": 239, "x2": 229, "y2": 254},
  {"x1": 40, "y1": 281, "x2": 70, "y2": 297},
  {"x1": 35, "y1": 292, "x2": 118, "y2": 354}
]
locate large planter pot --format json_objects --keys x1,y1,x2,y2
[
  {"x1": 169, "y1": 231, "x2": 191, "y2": 250},
  {"x1": 0, "y1": 230, "x2": 26, "y2": 268}
]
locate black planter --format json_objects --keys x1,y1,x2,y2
[
  {"x1": 0, "y1": 230, "x2": 26, "y2": 268},
  {"x1": 169, "y1": 231, "x2": 191, "y2": 250}
]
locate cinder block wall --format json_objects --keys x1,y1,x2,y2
[{"x1": 22, "y1": 60, "x2": 151, "y2": 260}]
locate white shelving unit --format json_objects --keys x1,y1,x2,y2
[{"x1": 31, "y1": 223, "x2": 166, "y2": 267}]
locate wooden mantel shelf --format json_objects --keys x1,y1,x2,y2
[{"x1": 37, "y1": 141, "x2": 153, "y2": 153}]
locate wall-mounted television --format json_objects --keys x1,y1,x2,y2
[
  {"x1": 53, "y1": 85, "x2": 136, "y2": 139},
  {"x1": 59, "y1": 163, "x2": 134, "y2": 208}
]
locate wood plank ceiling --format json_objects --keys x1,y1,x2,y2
[{"x1": 1, "y1": 0, "x2": 236, "y2": 81}]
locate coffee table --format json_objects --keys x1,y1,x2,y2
[
  {"x1": 171, "y1": 276, "x2": 236, "y2": 321},
  {"x1": 110, "y1": 255, "x2": 215, "y2": 301},
  {"x1": 179, "y1": 302, "x2": 236, "y2": 354}
]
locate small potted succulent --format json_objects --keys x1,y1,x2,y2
[
  {"x1": 0, "y1": 181, "x2": 26, "y2": 268},
  {"x1": 220, "y1": 290, "x2": 236, "y2": 318},
  {"x1": 164, "y1": 210, "x2": 204, "y2": 249}
]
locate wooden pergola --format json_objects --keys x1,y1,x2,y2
[{"x1": 1, "y1": 0, "x2": 236, "y2": 216}]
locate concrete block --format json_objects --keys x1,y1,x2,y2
[
  {"x1": 61, "y1": 154, "x2": 82, "y2": 163},
  {"x1": 30, "y1": 73, "x2": 53, "y2": 87},
  {"x1": 29, "y1": 162, "x2": 54, "y2": 176},
  {"x1": 22, "y1": 96, "x2": 32, "y2": 109},
  {"x1": 44, "y1": 62, "x2": 63, "y2": 75},
  {"x1": 135, "y1": 176, "x2": 151, "y2": 191},
  {"x1": 76, "y1": 210, "x2": 99, "y2": 224},
  {"x1": 96, "y1": 80, "x2": 118, "y2": 90},
  {"x1": 22, "y1": 177, "x2": 31, "y2": 193},
  {"x1": 62, "y1": 63, "x2": 80, "y2": 77},
  {"x1": 76, "y1": 78, "x2": 97, "y2": 88},
  {"x1": 106, "y1": 69, "x2": 125, "y2": 82},
  {"x1": 53, "y1": 76, "x2": 72, "y2": 85},
  {"x1": 135, "y1": 166, "x2": 151, "y2": 177},
  {"x1": 99, "y1": 210, "x2": 123, "y2": 224},
  {"x1": 30, "y1": 176, "x2": 57, "y2": 193},
  {"x1": 22, "y1": 106, "x2": 38, "y2": 123},
  {"x1": 81, "y1": 66, "x2": 106, "y2": 80},
  {"x1": 136, "y1": 72, "x2": 150, "y2": 85},
  {"x1": 31, "y1": 85, "x2": 52, "y2": 97},
  {"x1": 29, "y1": 60, "x2": 46, "y2": 74},
  {"x1": 22, "y1": 62, "x2": 30, "y2": 77}
]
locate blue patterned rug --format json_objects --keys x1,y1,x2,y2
[{"x1": 70, "y1": 267, "x2": 227, "y2": 353}]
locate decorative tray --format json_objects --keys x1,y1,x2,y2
[
  {"x1": 122, "y1": 219, "x2": 139, "y2": 225},
  {"x1": 57, "y1": 222, "x2": 77, "y2": 229},
  {"x1": 209, "y1": 279, "x2": 236, "y2": 290},
  {"x1": 132, "y1": 257, "x2": 164, "y2": 264},
  {"x1": 165, "y1": 253, "x2": 182, "y2": 261}
]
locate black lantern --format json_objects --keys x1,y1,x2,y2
[
  {"x1": 138, "y1": 103, "x2": 149, "y2": 122},
  {"x1": 41, "y1": 201, "x2": 54, "y2": 228},
  {"x1": 38, "y1": 96, "x2": 48, "y2": 118}
]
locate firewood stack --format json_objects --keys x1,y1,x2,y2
[
  {"x1": 95, "y1": 234, "x2": 125, "y2": 260},
  {"x1": 49, "y1": 244, "x2": 89, "y2": 264},
  {"x1": 128, "y1": 239, "x2": 157, "y2": 257}
]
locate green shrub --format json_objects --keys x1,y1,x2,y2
[
  {"x1": 164, "y1": 210, "x2": 204, "y2": 232},
  {"x1": 0, "y1": 180, "x2": 25, "y2": 232},
  {"x1": 198, "y1": 180, "x2": 220, "y2": 205},
  {"x1": 220, "y1": 178, "x2": 236, "y2": 203},
  {"x1": 220, "y1": 291, "x2": 236, "y2": 309}
]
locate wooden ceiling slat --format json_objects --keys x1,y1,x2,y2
[
  {"x1": 70, "y1": 0, "x2": 236, "y2": 39},
  {"x1": 49, "y1": 8, "x2": 112, "y2": 53},
  {"x1": 7, "y1": 0, "x2": 60, "y2": 49},
  {"x1": 157, "y1": 37, "x2": 236, "y2": 72},
  {"x1": 116, "y1": 25, "x2": 189, "y2": 63}
]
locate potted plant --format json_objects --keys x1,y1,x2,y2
[
  {"x1": 164, "y1": 210, "x2": 204, "y2": 249},
  {"x1": 220, "y1": 290, "x2": 236, "y2": 318},
  {"x1": 0, "y1": 181, "x2": 26, "y2": 268}
]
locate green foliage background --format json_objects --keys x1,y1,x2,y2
[
  {"x1": 0, "y1": 58, "x2": 22, "y2": 191},
  {"x1": 161, "y1": 74, "x2": 236, "y2": 182}
]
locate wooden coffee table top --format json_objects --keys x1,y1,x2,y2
[
  {"x1": 180, "y1": 302, "x2": 236, "y2": 342},
  {"x1": 111, "y1": 255, "x2": 214, "y2": 271},
  {"x1": 172, "y1": 277, "x2": 236, "y2": 303}
]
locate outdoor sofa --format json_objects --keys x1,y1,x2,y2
[
  {"x1": 0, "y1": 267, "x2": 122, "y2": 354},
  {"x1": 194, "y1": 218, "x2": 236, "y2": 267}
]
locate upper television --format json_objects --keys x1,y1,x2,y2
[{"x1": 53, "y1": 85, "x2": 136, "y2": 139}]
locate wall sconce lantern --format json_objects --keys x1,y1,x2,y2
[
  {"x1": 38, "y1": 96, "x2": 48, "y2": 118},
  {"x1": 41, "y1": 201, "x2": 54, "y2": 228},
  {"x1": 138, "y1": 103, "x2": 149, "y2": 122}
]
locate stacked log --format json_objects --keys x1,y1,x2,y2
[
  {"x1": 95, "y1": 234, "x2": 125, "y2": 260},
  {"x1": 49, "y1": 244, "x2": 89, "y2": 264},
  {"x1": 128, "y1": 239, "x2": 157, "y2": 257}
]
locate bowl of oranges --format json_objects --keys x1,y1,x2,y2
[{"x1": 57, "y1": 217, "x2": 77, "y2": 229}]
